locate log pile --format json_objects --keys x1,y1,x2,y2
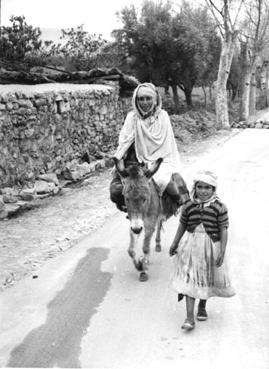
[{"x1": 0, "y1": 63, "x2": 139, "y2": 97}]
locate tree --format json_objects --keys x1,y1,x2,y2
[
  {"x1": 0, "y1": 15, "x2": 42, "y2": 65},
  {"x1": 56, "y1": 25, "x2": 107, "y2": 71},
  {"x1": 180, "y1": 3, "x2": 221, "y2": 106},
  {"x1": 205, "y1": 0, "x2": 244, "y2": 128},
  {"x1": 227, "y1": 51, "x2": 241, "y2": 100},
  {"x1": 238, "y1": 0, "x2": 269, "y2": 119},
  {"x1": 113, "y1": 0, "x2": 220, "y2": 111}
]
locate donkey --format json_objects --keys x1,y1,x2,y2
[{"x1": 113, "y1": 156, "x2": 189, "y2": 282}]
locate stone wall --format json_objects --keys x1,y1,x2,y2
[{"x1": 0, "y1": 83, "x2": 131, "y2": 187}]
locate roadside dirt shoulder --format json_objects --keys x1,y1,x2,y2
[{"x1": 0, "y1": 128, "x2": 239, "y2": 290}]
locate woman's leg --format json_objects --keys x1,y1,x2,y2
[
  {"x1": 109, "y1": 170, "x2": 126, "y2": 212},
  {"x1": 165, "y1": 180, "x2": 181, "y2": 206},
  {"x1": 165, "y1": 174, "x2": 190, "y2": 206}
]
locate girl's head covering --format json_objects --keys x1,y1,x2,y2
[
  {"x1": 191, "y1": 170, "x2": 218, "y2": 203},
  {"x1": 193, "y1": 170, "x2": 218, "y2": 188},
  {"x1": 132, "y1": 82, "x2": 162, "y2": 119}
]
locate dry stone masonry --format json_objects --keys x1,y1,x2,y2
[
  {"x1": 0, "y1": 83, "x2": 131, "y2": 218},
  {"x1": 231, "y1": 119, "x2": 269, "y2": 129}
]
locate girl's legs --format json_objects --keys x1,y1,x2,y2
[
  {"x1": 181, "y1": 295, "x2": 195, "y2": 330},
  {"x1": 197, "y1": 299, "x2": 208, "y2": 321}
]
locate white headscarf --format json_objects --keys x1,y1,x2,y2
[
  {"x1": 191, "y1": 170, "x2": 218, "y2": 205},
  {"x1": 132, "y1": 83, "x2": 161, "y2": 119},
  {"x1": 193, "y1": 170, "x2": 218, "y2": 188}
]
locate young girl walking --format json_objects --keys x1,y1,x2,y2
[{"x1": 169, "y1": 170, "x2": 235, "y2": 331}]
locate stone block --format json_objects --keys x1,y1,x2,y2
[{"x1": 38, "y1": 173, "x2": 59, "y2": 186}]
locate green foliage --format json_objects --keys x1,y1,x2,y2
[
  {"x1": 112, "y1": 0, "x2": 221, "y2": 108},
  {"x1": 0, "y1": 18, "x2": 109, "y2": 72},
  {"x1": 55, "y1": 25, "x2": 107, "y2": 71},
  {"x1": 0, "y1": 16, "x2": 43, "y2": 65}
]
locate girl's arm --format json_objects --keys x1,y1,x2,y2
[
  {"x1": 215, "y1": 227, "x2": 228, "y2": 267},
  {"x1": 169, "y1": 223, "x2": 186, "y2": 256}
]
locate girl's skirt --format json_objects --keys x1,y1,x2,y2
[{"x1": 171, "y1": 224, "x2": 235, "y2": 299}]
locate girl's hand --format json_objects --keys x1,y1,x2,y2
[
  {"x1": 169, "y1": 244, "x2": 178, "y2": 256},
  {"x1": 215, "y1": 252, "x2": 224, "y2": 267}
]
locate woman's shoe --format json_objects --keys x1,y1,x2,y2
[
  {"x1": 181, "y1": 319, "x2": 195, "y2": 330},
  {"x1": 197, "y1": 307, "x2": 208, "y2": 321}
]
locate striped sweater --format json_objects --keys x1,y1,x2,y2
[{"x1": 180, "y1": 199, "x2": 229, "y2": 242}]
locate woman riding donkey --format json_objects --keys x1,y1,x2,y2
[{"x1": 110, "y1": 82, "x2": 189, "y2": 212}]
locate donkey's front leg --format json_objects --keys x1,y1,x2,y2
[
  {"x1": 128, "y1": 228, "x2": 137, "y2": 259},
  {"x1": 139, "y1": 220, "x2": 156, "y2": 282},
  {"x1": 155, "y1": 218, "x2": 163, "y2": 252},
  {"x1": 128, "y1": 230, "x2": 144, "y2": 272}
]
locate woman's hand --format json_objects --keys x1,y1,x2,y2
[{"x1": 169, "y1": 243, "x2": 178, "y2": 256}]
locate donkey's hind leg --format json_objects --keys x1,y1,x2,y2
[{"x1": 155, "y1": 218, "x2": 163, "y2": 252}]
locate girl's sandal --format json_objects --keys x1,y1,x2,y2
[
  {"x1": 181, "y1": 319, "x2": 195, "y2": 330},
  {"x1": 197, "y1": 307, "x2": 208, "y2": 321}
]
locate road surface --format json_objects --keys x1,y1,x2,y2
[{"x1": 0, "y1": 129, "x2": 269, "y2": 369}]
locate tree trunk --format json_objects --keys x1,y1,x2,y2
[
  {"x1": 184, "y1": 88, "x2": 193, "y2": 108},
  {"x1": 171, "y1": 84, "x2": 180, "y2": 113},
  {"x1": 257, "y1": 61, "x2": 268, "y2": 109},
  {"x1": 209, "y1": 85, "x2": 213, "y2": 101},
  {"x1": 216, "y1": 32, "x2": 238, "y2": 129},
  {"x1": 240, "y1": 72, "x2": 251, "y2": 120},
  {"x1": 265, "y1": 62, "x2": 269, "y2": 108},
  {"x1": 202, "y1": 86, "x2": 207, "y2": 107},
  {"x1": 249, "y1": 66, "x2": 257, "y2": 116},
  {"x1": 239, "y1": 42, "x2": 260, "y2": 121}
]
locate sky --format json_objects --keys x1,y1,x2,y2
[{"x1": 1, "y1": 0, "x2": 146, "y2": 39}]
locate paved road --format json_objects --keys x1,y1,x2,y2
[{"x1": 0, "y1": 129, "x2": 269, "y2": 369}]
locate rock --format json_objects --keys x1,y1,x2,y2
[
  {"x1": 5, "y1": 203, "x2": 21, "y2": 215},
  {"x1": 19, "y1": 188, "x2": 36, "y2": 201},
  {"x1": 2, "y1": 194, "x2": 18, "y2": 203},
  {"x1": 62, "y1": 162, "x2": 94, "y2": 181},
  {"x1": 105, "y1": 158, "x2": 114, "y2": 168},
  {"x1": 0, "y1": 196, "x2": 5, "y2": 211},
  {"x1": 0, "y1": 187, "x2": 19, "y2": 197},
  {"x1": 38, "y1": 173, "x2": 59, "y2": 186},
  {"x1": 1, "y1": 271, "x2": 15, "y2": 287},
  {"x1": 34, "y1": 180, "x2": 56, "y2": 194},
  {"x1": 0, "y1": 209, "x2": 8, "y2": 219}
]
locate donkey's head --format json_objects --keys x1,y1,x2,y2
[{"x1": 113, "y1": 157, "x2": 163, "y2": 234}]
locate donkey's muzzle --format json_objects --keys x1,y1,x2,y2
[{"x1": 131, "y1": 226, "x2": 143, "y2": 234}]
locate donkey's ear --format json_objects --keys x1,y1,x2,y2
[
  {"x1": 113, "y1": 157, "x2": 129, "y2": 177},
  {"x1": 144, "y1": 158, "x2": 163, "y2": 178}
]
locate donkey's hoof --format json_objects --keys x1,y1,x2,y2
[
  {"x1": 128, "y1": 249, "x2": 135, "y2": 258},
  {"x1": 139, "y1": 271, "x2": 148, "y2": 282},
  {"x1": 135, "y1": 259, "x2": 144, "y2": 271},
  {"x1": 155, "y1": 244, "x2": 161, "y2": 252}
]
